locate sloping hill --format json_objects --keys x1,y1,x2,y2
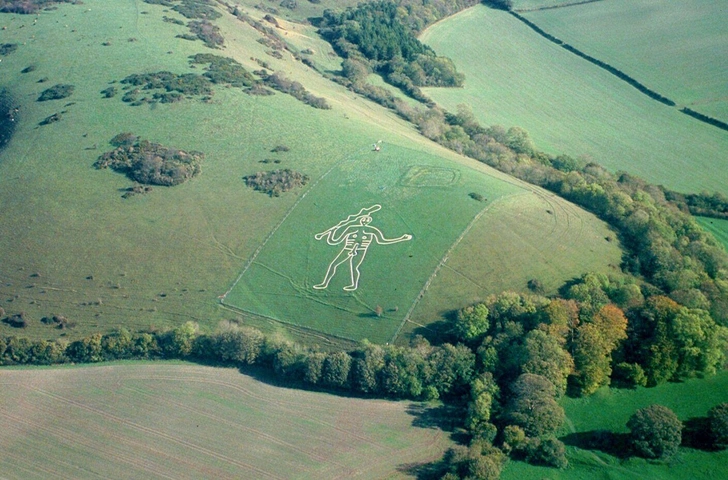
[
  {"x1": 0, "y1": 0, "x2": 620, "y2": 343},
  {"x1": 420, "y1": 4, "x2": 728, "y2": 195}
]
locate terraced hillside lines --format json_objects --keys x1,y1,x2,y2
[
  {"x1": 697, "y1": 217, "x2": 728, "y2": 250},
  {"x1": 523, "y1": 0, "x2": 728, "y2": 122},
  {"x1": 419, "y1": 5, "x2": 728, "y2": 195},
  {"x1": 0, "y1": 364, "x2": 452, "y2": 479},
  {"x1": 501, "y1": 371, "x2": 728, "y2": 480},
  {"x1": 223, "y1": 143, "x2": 524, "y2": 343}
]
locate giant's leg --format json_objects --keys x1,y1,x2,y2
[
  {"x1": 343, "y1": 249, "x2": 368, "y2": 291},
  {"x1": 313, "y1": 248, "x2": 352, "y2": 289}
]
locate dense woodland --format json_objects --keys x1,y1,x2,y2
[{"x1": 320, "y1": 0, "x2": 468, "y2": 101}]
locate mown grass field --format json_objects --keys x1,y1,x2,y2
[
  {"x1": 419, "y1": 5, "x2": 728, "y2": 195},
  {"x1": 0, "y1": 363, "x2": 452, "y2": 479},
  {"x1": 523, "y1": 0, "x2": 728, "y2": 122},
  {"x1": 0, "y1": 1, "x2": 621, "y2": 344},
  {"x1": 697, "y1": 217, "x2": 728, "y2": 250},
  {"x1": 501, "y1": 371, "x2": 728, "y2": 480}
]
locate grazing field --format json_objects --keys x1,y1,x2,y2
[
  {"x1": 420, "y1": 5, "x2": 728, "y2": 195},
  {"x1": 523, "y1": 0, "x2": 728, "y2": 122},
  {"x1": 697, "y1": 217, "x2": 728, "y2": 250},
  {"x1": 501, "y1": 371, "x2": 728, "y2": 480},
  {"x1": 0, "y1": 1, "x2": 621, "y2": 343},
  {"x1": 0, "y1": 363, "x2": 452, "y2": 479}
]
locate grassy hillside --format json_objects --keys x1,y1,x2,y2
[
  {"x1": 0, "y1": 1, "x2": 620, "y2": 344},
  {"x1": 419, "y1": 5, "x2": 728, "y2": 195},
  {"x1": 501, "y1": 371, "x2": 728, "y2": 480},
  {"x1": 697, "y1": 217, "x2": 728, "y2": 250},
  {"x1": 523, "y1": 0, "x2": 728, "y2": 122},
  {"x1": 0, "y1": 363, "x2": 452, "y2": 479}
]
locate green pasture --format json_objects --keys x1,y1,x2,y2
[
  {"x1": 419, "y1": 5, "x2": 728, "y2": 195},
  {"x1": 524, "y1": 0, "x2": 728, "y2": 122},
  {"x1": 223, "y1": 144, "x2": 524, "y2": 343},
  {"x1": 0, "y1": 0, "x2": 434, "y2": 341},
  {"x1": 697, "y1": 217, "x2": 728, "y2": 251},
  {"x1": 0, "y1": 363, "x2": 452, "y2": 479},
  {"x1": 502, "y1": 371, "x2": 728, "y2": 480},
  {"x1": 0, "y1": 1, "x2": 630, "y2": 346},
  {"x1": 404, "y1": 189, "x2": 623, "y2": 336}
]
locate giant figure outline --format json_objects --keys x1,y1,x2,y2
[{"x1": 313, "y1": 204, "x2": 412, "y2": 291}]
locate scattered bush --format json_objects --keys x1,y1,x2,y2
[
  {"x1": 37, "y1": 84, "x2": 75, "y2": 101},
  {"x1": 39, "y1": 113, "x2": 62, "y2": 126},
  {"x1": 271, "y1": 144, "x2": 290, "y2": 153},
  {"x1": 0, "y1": 43, "x2": 18, "y2": 56},
  {"x1": 188, "y1": 20, "x2": 224, "y2": 48},
  {"x1": 100, "y1": 86, "x2": 117, "y2": 98},
  {"x1": 163, "y1": 15, "x2": 185, "y2": 25},
  {"x1": 172, "y1": 0, "x2": 221, "y2": 20},
  {"x1": 0, "y1": 1, "x2": 74, "y2": 14},
  {"x1": 189, "y1": 54, "x2": 256, "y2": 87},
  {"x1": 95, "y1": 134, "x2": 204, "y2": 187},
  {"x1": 119, "y1": 71, "x2": 212, "y2": 105},
  {"x1": 244, "y1": 168, "x2": 309, "y2": 196},
  {"x1": 261, "y1": 71, "x2": 331, "y2": 109},
  {"x1": 3, "y1": 312, "x2": 29, "y2": 328},
  {"x1": 21, "y1": 65, "x2": 36, "y2": 73}
]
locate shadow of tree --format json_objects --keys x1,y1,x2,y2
[
  {"x1": 682, "y1": 417, "x2": 723, "y2": 452},
  {"x1": 561, "y1": 430, "x2": 633, "y2": 459},
  {"x1": 397, "y1": 403, "x2": 469, "y2": 479}
]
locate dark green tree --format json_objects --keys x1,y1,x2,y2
[
  {"x1": 708, "y1": 403, "x2": 728, "y2": 447},
  {"x1": 322, "y1": 351, "x2": 352, "y2": 388},
  {"x1": 627, "y1": 404, "x2": 682, "y2": 459},
  {"x1": 504, "y1": 374, "x2": 565, "y2": 437}
]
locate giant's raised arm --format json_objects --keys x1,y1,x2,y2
[{"x1": 371, "y1": 227, "x2": 413, "y2": 245}]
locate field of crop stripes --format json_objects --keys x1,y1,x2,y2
[
  {"x1": 523, "y1": 0, "x2": 728, "y2": 122},
  {"x1": 420, "y1": 5, "x2": 728, "y2": 195},
  {"x1": 0, "y1": 364, "x2": 451, "y2": 479}
]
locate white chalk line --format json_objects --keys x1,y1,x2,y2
[
  {"x1": 219, "y1": 146, "x2": 371, "y2": 304},
  {"x1": 389, "y1": 196, "x2": 510, "y2": 343}
]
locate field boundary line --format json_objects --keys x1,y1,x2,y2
[
  {"x1": 390, "y1": 195, "x2": 515, "y2": 343},
  {"x1": 512, "y1": 0, "x2": 604, "y2": 13},
  {"x1": 219, "y1": 146, "x2": 369, "y2": 303}
]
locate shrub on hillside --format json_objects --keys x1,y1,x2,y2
[
  {"x1": 0, "y1": 1, "x2": 74, "y2": 14},
  {"x1": 244, "y1": 169, "x2": 309, "y2": 196},
  {"x1": 188, "y1": 20, "x2": 224, "y2": 48},
  {"x1": 95, "y1": 134, "x2": 203, "y2": 186},
  {"x1": 37, "y1": 84, "x2": 74, "y2": 101}
]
